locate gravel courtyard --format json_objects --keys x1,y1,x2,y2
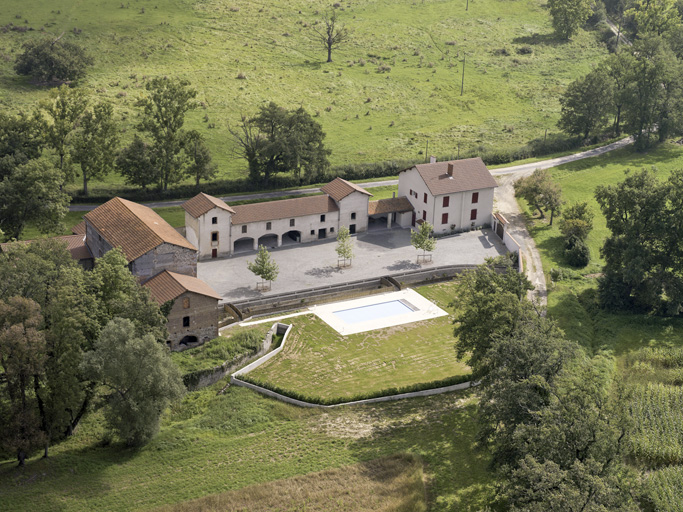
[{"x1": 198, "y1": 227, "x2": 507, "y2": 302}]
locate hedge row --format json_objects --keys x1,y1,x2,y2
[
  {"x1": 71, "y1": 133, "x2": 591, "y2": 204},
  {"x1": 237, "y1": 373, "x2": 473, "y2": 406}
]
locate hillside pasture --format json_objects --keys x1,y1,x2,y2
[{"x1": 0, "y1": 0, "x2": 609, "y2": 197}]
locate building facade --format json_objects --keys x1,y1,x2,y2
[{"x1": 397, "y1": 157, "x2": 497, "y2": 234}]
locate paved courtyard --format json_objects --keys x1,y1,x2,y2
[{"x1": 198, "y1": 227, "x2": 507, "y2": 302}]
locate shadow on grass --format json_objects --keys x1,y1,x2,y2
[
  {"x1": 346, "y1": 393, "x2": 495, "y2": 511},
  {"x1": 512, "y1": 32, "x2": 564, "y2": 47}
]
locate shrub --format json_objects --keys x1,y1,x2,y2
[
  {"x1": 14, "y1": 37, "x2": 93, "y2": 82},
  {"x1": 565, "y1": 237, "x2": 591, "y2": 267}
]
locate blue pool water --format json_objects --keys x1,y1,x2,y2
[{"x1": 332, "y1": 300, "x2": 415, "y2": 325}]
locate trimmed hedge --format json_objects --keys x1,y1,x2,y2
[
  {"x1": 237, "y1": 373, "x2": 473, "y2": 406},
  {"x1": 71, "y1": 133, "x2": 592, "y2": 204}
]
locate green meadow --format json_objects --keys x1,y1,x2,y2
[{"x1": 0, "y1": 0, "x2": 608, "y2": 196}]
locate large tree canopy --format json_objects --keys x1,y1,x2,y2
[
  {"x1": 547, "y1": 0, "x2": 593, "y2": 39},
  {"x1": 231, "y1": 102, "x2": 330, "y2": 186},
  {"x1": 14, "y1": 37, "x2": 93, "y2": 83}
]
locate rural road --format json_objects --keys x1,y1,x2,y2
[{"x1": 70, "y1": 136, "x2": 634, "y2": 305}]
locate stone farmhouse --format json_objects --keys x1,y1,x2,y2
[
  {"x1": 143, "y1": 270, "x2": 222, "y2": 350},
  {"x1": 184, "y1": 159, "x2": 497, "y2": 258},
  {"x1": 2, "y1": 158, "x2": 498, "y2": 351},
  {"x1": 183, "y1": 177, "x2": 373, "y2": 260},
  {"x1": 74, "y1": 197, "x2": 221, "y2": 350},
  {"x1": 397, "y1": 157, "x2": 498, "y2": 235}
]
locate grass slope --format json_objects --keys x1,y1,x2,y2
[
  {"x1": 0, "y1": 385, "x2": 492, "y2": 511},
  {"x1": 247, "y1": 281, "x2": 468, "y2": 401},
  {"x1": 0, "y1": 0, "x2": 608, "y2": 196},
  {"x1": 153, "y1": 453, "x2": 427, "y2": 512}
]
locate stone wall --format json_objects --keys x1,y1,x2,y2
[
  {"x1": 130, "y1": 243, "x2": 198, "y2": 281},
  {"x1": 84, "y1": 222, "x2": 113, "y2": 259},
  {"x1": 167, "y1": 291, "x2": 219, "y2": 350}
]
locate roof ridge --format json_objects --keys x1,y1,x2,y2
[{"x1": 116, "y1": 197, "x2": 164, "y2": 248}]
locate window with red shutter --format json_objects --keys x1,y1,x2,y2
[
  {"x1": 443, "y1": 196, "x2": 450, "y2": 208},
  {"x1": 470, "y1": 209, "x2": 477, "y2": 220},
  {"x1": 423, "y1": 193, "x2": 428, "y2": 204},
  {"x1": 441, "y1": 213, "x2": 448, "y2": 224},
  {"x1": 472, "y1": 192, "x2": 479, "y2": 204}
]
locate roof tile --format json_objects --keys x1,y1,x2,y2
[
  {"x1": 182, "y1": 193, "x2": 236, "y2": 218},
  {"x1": 410, "y1": 158, "x2": 498, "y2": 196},
  {"x1": 368, "y1": 197, "x2": 414, "y2": 215},
  {"x1": 321, "y1": 178, "x2": 373, "y2": 202},
  {"x1": 84, "y1": 198, "x2": 196, "y2": 262},
  {"x1": 231, "y1": 195, "x2": 338, "y2": 225},
  {"x1": 144, "y1": 270, "x2": 222, "y2": 304}
]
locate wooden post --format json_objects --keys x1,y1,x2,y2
[
  {"x1": 460, "y1": 55, "x2": 466, "y2": 96},
  {"x1": 425, "y1": 140, "x2": 429, "y2": 162},
  {"x1": 466, "y1": 0, "x2": 469, "y2": 11}
]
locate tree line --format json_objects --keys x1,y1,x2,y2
[
  {"x1": 0, "y1": 242, "x2": 184, "y2": 465},
  {"x1": 557, "y1": 0, "x2": 683, "y2": 150},
  {"x1": 454, "y1": 258, "x2": 638, "y2": 510}
]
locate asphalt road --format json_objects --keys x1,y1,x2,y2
[{"x1": 69, "y1": 137, "x2": 634, "y2": 212}]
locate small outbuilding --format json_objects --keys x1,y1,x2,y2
[{"x1": 143, "y1": 270, "x2": 222, "y2": 351}]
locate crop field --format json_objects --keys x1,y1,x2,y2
[
  {"x1": 0, "y1": 0, "x2": 608, "y2": 196},
  {"x1": 645, "y1": 466, "x2": 683, "y2": 512}
]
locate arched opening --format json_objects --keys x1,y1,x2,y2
[
  {"x1": 282, "y1": 230, "x2": 302, "y2": 246},
  {"x1": 257, "y1": 233, "x2": 278, "y2": 249},
  {"x1": 233, "y1": 237, "x2": 255, "y2": 253},
  {"x1": 179, "y1": 335, "x2": 198, "y2": 346}
]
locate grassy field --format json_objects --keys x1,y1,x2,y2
[
  {"x1": 0, "y1": 384, "x2": 492, "y2": 511},
  {"x1": 154, "y1": 453, "x2": 427, "y2": 512},
  {"x1": 0, "y1": 0, "x2": 609, "y2": 196},
  {"x1": 247, "y1": 281, "x2": 468, "y2": 401}
]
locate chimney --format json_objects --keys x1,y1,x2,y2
[
  {"x1": 430, "y1": 155, "x2": 437, "y2": 164},
  {"x1": 447, "y1": 163, "x2": 454, "y2": 177}
]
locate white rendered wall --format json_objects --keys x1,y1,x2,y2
[
  {"x1": 191, "y1": 208, "x2": 233, "y2": 260},
  {"x1": 337, "y1": 192, "x2": 370, "y2": 233}
]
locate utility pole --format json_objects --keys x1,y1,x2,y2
[
  {"x1": 460, "y1": 55, "x2": 466, "y2": 96},
  {"x1": 466, "y1": 0, "x2": 469, "y2": 11},
  {"x1": 457, "y1": 143, "x2": 460, "y2": 158},
  {"x1": 544, "y1": 128, "x2": 547, "y2": 145},
  {"x1": 425, "y1": 140, "x2": 429, "y2": 162}
]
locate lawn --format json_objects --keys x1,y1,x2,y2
[
  {"x1": 0, "y1": 0, "x2": 609, "y2": 197},
  {"x1": 246, "y1": 281, "x2": 468, "y2": 402},
  {"x1": 0, "y1": 384, "x2": 493, "y2": 511}
]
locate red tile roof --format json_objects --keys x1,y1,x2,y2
[
  {"x1": 182, "y1": 193, "x2": 236, "y2": 218},
  {"x1": 84, "y1": 197, "x2": 196, "y2": 262},
  {"x1": 321, "y1": 177, "x2": 373, "y2": 202},
  {"x1": 144, "y1": 270, "x2": 222, "y2": 304},
  {"x1": 231, "y1": 195, "x2": 338, "y2": 225},
  {"x1": 368, "y1": 197, "x2": 414, "y2": 215},
  {"x1": 72, "y1": 221, "x2": 86, "y2": 235},
  {"x1": 409, "y1": 158, "x2": 498, "y2": 196}
]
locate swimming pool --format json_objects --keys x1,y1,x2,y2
[
  {"x1": 310, "y1": 289, "x2": 448, "y2": 335},
  {"x1": 332, "y1": 300, "x2": 415, "y2": 324}
]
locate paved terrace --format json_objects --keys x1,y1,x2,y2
[{"x1": 198, "y1": 227, "x2": 506, "y2": 302}]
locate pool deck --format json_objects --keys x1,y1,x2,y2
[{"x1": 310, "y1": 289, "x2": 448, "y2": 335}]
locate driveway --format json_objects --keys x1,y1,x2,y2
[{"x1": 198, "y1": 227, "x2": 507, "y2": 302}]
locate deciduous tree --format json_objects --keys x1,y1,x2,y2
[
  {"x1": 247, "y1": 245, "x2": 279, "y2": 289},
  {"x1": 231, "y1": 103, "x2": 330, "y2": 186},
  {"x1": 311, "y1": 9, "x2": 351, "y2": 63},
  {"x1": 39, "y1": 85, "x2": 89, "y2": 183},
  {"x1": 547, "y1": 0, "x2": 593, "y2": 39},
  {"x1": 81, "y1": 318, "x2": 185, "y2": 446},
  {"x1": 410, "y1": 221, "x2": 436, "y2": 263},
  {"x1": 0, "y1": 158, "x2": 70, "y2": 241},
  {"x1": 116, "y1": 135, "x2": 158, "y2": 190},
  {"x1": 514, "y1": 169, "x2": 563, "y2": 224},
  {"x1": 626, "y1": 0, "x2": 682, "y2": 37},
  {"x1": 184, "y1": 130, "x2": 217, "y2": 188},
  {"x1": 0, "y1": 297, "x2": 46, "y2": 466},
  {"x1": 335, "y1": 225, "x2": 354, "y2": 267},
  {"x1": 136, "y1": 77, "x2": 197, "y2": 191},
  {"x1": 14, "y1": 37, "x2": 93, "y2": 83},
  {"x1": 558, "y1": 67, "x2": 614, "y2": 139},
  {"x1": 0, "y1": 110, "x2": 44, "y2": 179},
  {"x1": 72, "y1": 102, "x2": 118, "y2": 196}
]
